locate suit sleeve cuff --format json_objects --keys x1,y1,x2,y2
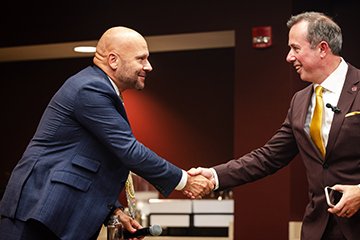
[
  {"x1": 175, "y1": 170, "x2": 187, "y2": 190},
  {"x1": 210, "y1": 168, "x2": 219, "y2": 190}
]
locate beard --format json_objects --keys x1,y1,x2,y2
[
  {"x1": 117, "y1": 66, "x2": 145, "y2": 90},
  {"x1": 134, "y1": 77, "x2": 145, "y2": 90}
]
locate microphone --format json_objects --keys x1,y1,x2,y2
[
  {"x1": 123, "y1": 225, "x2": 162, "y2": 239},
  {"x1": 326, "y1": 103, "x2": 341, "y2": 114}
]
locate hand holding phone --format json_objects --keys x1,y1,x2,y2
[{"x1": 324, "y1": 186, "x2": 343, "y2": 207}]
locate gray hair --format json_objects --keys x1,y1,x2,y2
[{"x1": 287, "y1": 12, "x2": 342, "y2": 55}]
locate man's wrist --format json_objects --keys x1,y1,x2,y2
[
  {"x1": 175, "y1": 170, "x2": 187, "y2": 190},
  {"x1": 114, "y1": 207, "x2": 124, "y2": 215},
  {"x1": 210, "y1": 168, "x2": 219, "y2": 190}
]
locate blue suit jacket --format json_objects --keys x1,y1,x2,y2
[{"x1": 0, "y1": 65, "x2": 182, "y2": 239}]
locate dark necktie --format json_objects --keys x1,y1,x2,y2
[{"x1": 119, "y1": 93, "x2": 137, "y2": 219}]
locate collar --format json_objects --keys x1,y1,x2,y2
[
  {"x1": 108, "y1": 76, "x2": 120, "y2": 95},
  {"x1": 316, "y1": 57, "x2": 348, "y2": 94},
  {"x1": 107, "y1": 76, "x2": 124, "y2": 102}
]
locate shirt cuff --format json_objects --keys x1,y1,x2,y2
[
  {"x1": 175, "y1": 170, "x2": 187, "y2": 190},
  {"x1": 210, "y1": 168, "x2": 219, "y2": 190}
]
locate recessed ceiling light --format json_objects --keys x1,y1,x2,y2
[{"x1": 73, "y1": 46, "x2": 96, "y2": 53}]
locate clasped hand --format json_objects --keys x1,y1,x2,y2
[{"x1": 182, "y1": 167, "x2": 216, "y2": 199}]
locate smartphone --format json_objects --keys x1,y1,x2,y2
[{"x1": 324, "y1": 186, "x2": 343, "y2": 207}]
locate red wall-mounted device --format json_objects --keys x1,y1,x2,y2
[{"x1": 252, "y1": 26, "x2": 272, "y2": 48}]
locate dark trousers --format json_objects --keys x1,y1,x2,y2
[
  {"x1": 0, "y1": 217, "x2": 101, "y2": 240},
  {"x1": 321, "y1": 215, "x2": 347, "y2": 240}
]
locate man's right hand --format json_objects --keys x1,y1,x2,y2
[
  {"x1": 182, "y1": 173, "x2": 214, "y2": 199},
  {"x1": 182, "y1": 167, "x2": 215, "y2": 199}
]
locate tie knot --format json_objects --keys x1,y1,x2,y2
[{"x1": 315, "y1": 86, "x2": 323, "y2": 97}]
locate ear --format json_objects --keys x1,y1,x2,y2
[
  {"x1": 319, "y1": 41, "x2": 330, "y2": 58},
  {"x1": 108, "y1": 52, "x2": 118, "y2": 70}
]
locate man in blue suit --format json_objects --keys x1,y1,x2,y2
[{"x1": 0, "y1": 26, "x2": 213, "y2": 240}]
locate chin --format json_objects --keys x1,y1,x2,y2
[{"x1": 135, "y1": 84, "x2": 145, "y2": 90}]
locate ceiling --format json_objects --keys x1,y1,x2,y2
[
  {"x1": 0, "y1": 1, "x2": 239, "y2": 48},
  {"x1": 0, "y1": 1, "x2": 241, "y2": 62}
]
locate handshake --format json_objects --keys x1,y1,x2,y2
[{"x1": 182, "y1": 167, "x2": 216, "y2": 199}]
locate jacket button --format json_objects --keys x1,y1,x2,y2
[
  {"x1": 323, "y1": 163, "x2": 329, "y2": 169},
  {"x1": 107, "y1": 204, "x2": 114, "y2": 210}
]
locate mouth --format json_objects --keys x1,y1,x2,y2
[
  {"x1": 139, "y1": 71, "x2": 147, "y2": 78},
  {"x1": 294, "y1": 64, "x2": 302, "y2": 73}
]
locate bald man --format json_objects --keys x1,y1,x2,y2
[{"x1": 0, "y1": 27, "x2": 213, "y2": 240}]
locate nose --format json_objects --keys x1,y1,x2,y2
[
  {"x1": 144, "y1": 60, "x2": 153, "y2": 72},
  {"x1": 286, "y1": 50, "x2": 295, "y2": 63}
]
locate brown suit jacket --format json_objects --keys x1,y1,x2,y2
[{"x1": 214, "y1": 64, "x2": 360, "y2": 240}]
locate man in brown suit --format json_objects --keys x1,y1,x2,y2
[{"x1": 188, "y1": 12, "x2": 360, "y2": 240}]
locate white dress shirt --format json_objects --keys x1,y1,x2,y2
[{"x1": 304, "y1": 58, "x2": 348, "y2": 147}]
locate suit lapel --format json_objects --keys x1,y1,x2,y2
[
  {"x1": 326, "y1": 64, "x2": 360, "y2": 157},
  {"x1": 92, "y1": 65, "x2": 130, "y2": 124},
  {"x1": 302, "y1": 85, "x2": 326, "y2": 160},
  {"x1": 293, "y1": 84, "x2": 325, "y2": 161},
  {"x1": 300, "y1": 86, "x2": 313, "y2": 131}
]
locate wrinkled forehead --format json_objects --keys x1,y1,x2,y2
[
  {"x1": 289, "y1": 21, "x2": 308, "y2": 35},
  {"x1": 288, "y1": 21, "x2": 309, "y2": 44}
]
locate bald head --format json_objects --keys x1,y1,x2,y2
[
  {"x1": 93, "y1": 26, "x2": 152, "y2": 92},
  {"x1": 94, "y1": 27, "x2": 145, "y2": 66}
]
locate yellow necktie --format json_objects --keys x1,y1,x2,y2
[
  {"x1": 125, "y1": 172, "x2": 137, "y2": 219},
  {"x1": 310, "y1": 86, "x2": 326, "y2": 157}
]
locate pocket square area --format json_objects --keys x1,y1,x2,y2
[{"x1": 345, "y1": 111, "x2": 360, "y2": 117}]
